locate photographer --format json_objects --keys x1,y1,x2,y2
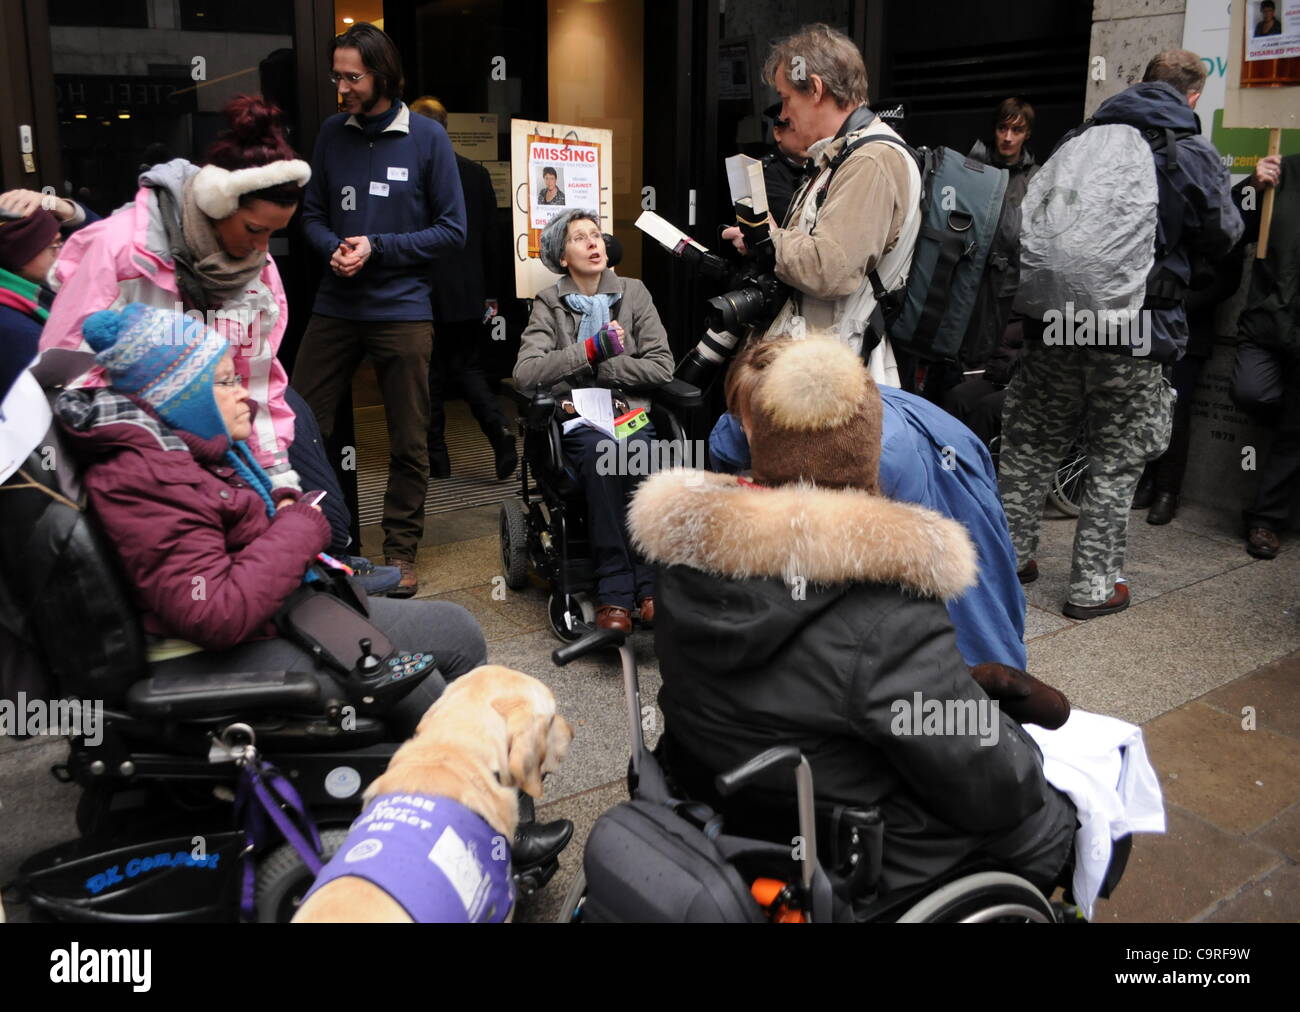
[{"x1": 722, "y1": 23, "x2": 921, "y2": 387}]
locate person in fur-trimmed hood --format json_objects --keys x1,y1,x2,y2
[{"x1": 628, "y1": 337, "x2": 1077, "y2": 896}]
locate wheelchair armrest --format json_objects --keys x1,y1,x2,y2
[
  {"x1": 653, "y1": 378, "x2": 703, "y2": 412},
  {"x1": 503, "y1": 380, "x2": 558, "y2": 430},
  {"x1": 126, "y1": 669, "x2": 322, "y2": 720},
  {"x1": 501, "y1": 379, "x2": 535, "y2": 410}
]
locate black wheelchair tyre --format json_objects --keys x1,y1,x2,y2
[
  {"x1": 255, "y1": 827, "x2": 350, "y2": 923},
  {"x1": 500, "y1": 500, "x2": 530, "y2": 590},
  {"x1": 547, "y1": 592, "x2": 594, "y2": 643}
]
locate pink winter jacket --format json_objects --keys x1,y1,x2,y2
[{"x1": 39, "y1": 171, "x2": 297, "y2": 483}]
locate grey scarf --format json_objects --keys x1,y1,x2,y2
[{"x1": 156, "y1": 178, "x2": 266, "y2": 311}]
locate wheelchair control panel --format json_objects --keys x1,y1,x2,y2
[{"x1": 347, "y1": 638, "x2": 437, "y2": 707}]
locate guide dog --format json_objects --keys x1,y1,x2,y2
[{"x1": 293, "y1": 665, "x2": 573, "y2": 922}]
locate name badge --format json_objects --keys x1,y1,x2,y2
[
  {"x1": 387, "y1": 166, "x2": 409, "y2": 181},
  {"x1": 369, "y1": 181, "x2": 390, "y2": 197}
]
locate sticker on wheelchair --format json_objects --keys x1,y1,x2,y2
[{"x1": 614, "y1": 408, "x2": 649, "y2": 440}]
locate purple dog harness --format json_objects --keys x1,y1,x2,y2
[{"x1": 303, "y1": 793, "x2": 515, "y2": 922}]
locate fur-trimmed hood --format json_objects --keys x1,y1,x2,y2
[{"x1": 628, "y1": 469, "x2": 977, "y2": 601}]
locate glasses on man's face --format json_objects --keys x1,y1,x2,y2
[
  {"x1": 214, "y1": 376, "x2": 244, "y2": 390},
  {"x1": 329, "y1": 71, "x2": 371, "y2": 86}
]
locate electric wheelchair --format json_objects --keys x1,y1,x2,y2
[
  {"x1": 551, "y1": 628, "x2": 1130, "y2": 923},
  {"x1": 0, "y1": 352, "x2": 565, "y2": 922},
  {"x1": 498, "y1": 377, "x2": 701, "y2": 642}
]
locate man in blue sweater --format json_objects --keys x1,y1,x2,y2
[{"x1": 294, "y1": 22, "x2": 467, "y2": 597}]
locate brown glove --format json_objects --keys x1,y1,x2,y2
[{"x1": 969, "y1": 662, "x2": 1071, "y2": 730}]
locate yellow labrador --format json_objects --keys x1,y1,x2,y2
[{"x1": 293, "y1": 665, "x2": 572, "y2": 923}]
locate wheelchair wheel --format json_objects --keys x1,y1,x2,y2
[
  {"x1": 554, "y1": 869, "x2": 587, "y2": 923},
  {"x1": 1047, "y1": 441, "x2": 1088, "y2": 519},
  {"x1": 548, "y1": 591, "x2": 594, "y2": 643},
  {"x1": 895, "y1": 871, "x2": 1056, "y2": 923},
  {"x1": 500, "y1": 500, "x2": 530, "y2": 590},
  {"x1": 254, "y1": 827, "x2": 350, "y2": 923}
]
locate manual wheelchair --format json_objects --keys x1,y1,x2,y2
[
  {"x1": 497, "y1": 378, "x2": 701, "y2": 642},
  {"x1": 0, "y1": 353, "x2": 564, "y2": 922},
  {"x1": 550, "y1": 627, "x2": 1129, "y2": 924}
]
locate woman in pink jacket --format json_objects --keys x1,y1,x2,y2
[
  {"x1": 38, "y1": 95, "x2": 396, "y2": 590},
  {"x1": 41, "y1": 96, "x2": 306, "y2": 484}
]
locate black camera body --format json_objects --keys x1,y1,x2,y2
[{"x1": 669, "y1": 202, "x2": 789, "y2": 389}]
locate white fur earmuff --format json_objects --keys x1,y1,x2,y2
[{"x1": 192, "y1": 160, "x2": 312, "y2": 220}]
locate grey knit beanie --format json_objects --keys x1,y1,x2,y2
[{"x1": 539, "y1": 208, "x2": 601, "y2": 274}]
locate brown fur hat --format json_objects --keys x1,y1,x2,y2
[{"x1": 730, "y1": 336, "x2": 883, "y2": 493}]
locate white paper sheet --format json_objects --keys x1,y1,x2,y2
[
  {"x1": 562, "y1": 387, "x2": 616, "y2": 440},
  {"x1": 634, "y1": 211, "x2": 709, "y2": 253},
  {"x1": 725, "y1": 153, "x2": 769, "y2": 215},
  {"x1": 0, "y1": 370, "x2": 51, "y2": 484}
]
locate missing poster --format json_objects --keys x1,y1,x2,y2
[
  {"x1": 1245, "y1": 0, "x2": 1300, "y2": 61},
  {"x1": 527, "y1": 137, "x2": 600, "y2": 230}
]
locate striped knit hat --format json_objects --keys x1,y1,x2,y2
[{"x1": 82, "y1": 302, "x2": 229, "y2": 440}]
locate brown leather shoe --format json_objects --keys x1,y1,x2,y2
[
  {"x1": 1246, "y1": 527, "x2": 1280, "y2": 560},
  {"x1": 1062, "y1": 581, "x2": 1130, "y2": 620},
  {"x1": 1017, "y1": 560, "x2": 1039, "y2": 584},
  {"x1": 636, "y1": 597, "x2": 655, "y2": 626},
  {"x1": 384, "y1": 557, "x2": 418, "y2": 598},
  {"x1": 595, "y1": 605, "x2": 632, "y2": 634}
]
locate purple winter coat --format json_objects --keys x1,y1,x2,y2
[{"x1": 55, "y1": 388, "x2": 330, "y2": 651}]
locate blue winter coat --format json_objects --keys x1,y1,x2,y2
[{"x1": 708, "y1": 385, "x2": 1026, "y2": 668}]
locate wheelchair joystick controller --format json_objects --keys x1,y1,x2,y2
[{"x1": 348, "y1": 637, "x2": 439, "y2": 707}]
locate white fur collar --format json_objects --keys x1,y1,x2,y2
[{"x1": 628, "y1": 469, "x2": 977, "y2": 600}]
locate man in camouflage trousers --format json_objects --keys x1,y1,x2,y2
[
  {"x1": 998, "y1": 50, "x2": 1242, "y2": 620},
  {"x1": 1000, "y1": 340, "x2": 1174, "y2": 615}
]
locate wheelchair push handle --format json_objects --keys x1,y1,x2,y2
[
  {"x1": 551, "y1": 627, "x2": 627, "y2": 666},
  {"x1": 715, "y1": 746, "x2": 805, "y2": 796}
]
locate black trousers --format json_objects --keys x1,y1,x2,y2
[
  {"x1": 560, "y1": 422, "x2": 657, "y2": 609},
  {"x1": 1146, "y1": 353, "x2": 1207, "y2": 495},
  {"x1": 428, "y1": 319, "x2": 510, "y2": 451},
  {"x1": 1231, "y1": 341, "x2": 1300, "y2": 531},
  {"x1": 284, "y1": 385, "x2": 352, "y2": 557}
]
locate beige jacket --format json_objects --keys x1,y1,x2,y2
[
  {"x1": 768, "y1": 110, "x2": 921, "y2": 385},
  {"x1": 513, "y1": 269, "x2": 674, "y2": 411}
]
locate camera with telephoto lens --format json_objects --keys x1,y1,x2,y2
[{"x1": 637, "y1": 204, "x2": 789, "y2": 391}]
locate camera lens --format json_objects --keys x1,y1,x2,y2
[{"x1": 705, "y1": 286, "x2": 770, "y2": 333}]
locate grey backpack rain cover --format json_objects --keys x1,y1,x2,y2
[{"x1": 1014, "y1": 123, "x2": 1159, "y2": 322}]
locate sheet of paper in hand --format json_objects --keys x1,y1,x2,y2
[{"x1": 562, "y1": 387, "x2": 617, "y2": 439}]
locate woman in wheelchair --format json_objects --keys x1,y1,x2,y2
[
  {"x1": 52, "y1": 303, "x2": 486, "y2": 737},
  {"x1": 628, "y1": 336, "x2": 1079, "y2": 897},
  {"x1": 514, "y1": 209, "x2": 674, "y2": 632}
]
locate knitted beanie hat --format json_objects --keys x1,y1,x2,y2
[
  {"x1": 0, "y1": 209, "x2": 59, "y2": 274},
  {"x1": 744, "y1": 337, "x2": 883, "y2": 493},
  {"x1": 82, "y1": 302, "x2": 230, "y2": 440}
]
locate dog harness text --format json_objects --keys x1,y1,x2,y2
[{"x1": 303, "y1": 793, "x2": 515, "y2": 922}]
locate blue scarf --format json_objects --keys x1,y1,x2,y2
[
  {"x1": 563, "y1": 292, "x2": 618, "y2": 343},
  {"x1": 226, "y1": 441, "x2": 321, "y2": 584}
]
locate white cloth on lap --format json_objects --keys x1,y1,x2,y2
[{"x1": 1026, "y1": 709, "x2": 1165, "y2": 918}]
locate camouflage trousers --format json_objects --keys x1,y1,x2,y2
[{"x1": 999, "y1": 337, "x2": 1174, "y2": 607}]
